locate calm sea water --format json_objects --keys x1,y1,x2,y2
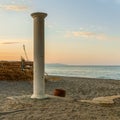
[{"x1": 45, "y1": 64, "x2": 120, "y2": 80}]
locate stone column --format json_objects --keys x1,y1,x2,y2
[{"x1": 31, "y1": 12, "x2": 47, "y2": 99}]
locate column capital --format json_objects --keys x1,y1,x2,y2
[{"x1": 31, "y1": 12, "x2": 47, "y2": 19}]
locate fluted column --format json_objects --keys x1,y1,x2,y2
[{"x1": 31, "y1": 12, "x2": 47, "y2": 99}]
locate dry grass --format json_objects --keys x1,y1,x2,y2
[
  {"x1": 0, "y1": 61, "x2": 62, "y2": 81},
  {"x1": 0, "y1": 61, "x2": 33, "y2": 81}
]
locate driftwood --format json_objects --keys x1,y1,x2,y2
[{"x1": 0, "y1": 109, "x2": 26, "y2": 115}]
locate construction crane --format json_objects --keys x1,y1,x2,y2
[
  {"x1": 23, "y1": 44, "x2": 29, "y2": 61},
  {"x1": 21, "y1": 44, "x2": 32, "y2": 70}
]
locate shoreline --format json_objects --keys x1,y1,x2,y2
[{"x1": 48, "y1": 75, "x2": 120, "y2": 82}]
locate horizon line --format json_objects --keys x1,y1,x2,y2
[{"x1": 0, "y1": 60, "x2": 120, "y2": 66}]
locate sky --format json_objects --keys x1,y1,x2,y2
[{"x1": 0, "y1": 0, "x2": 120, "y2": 65}]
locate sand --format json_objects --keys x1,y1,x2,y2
[{"x1": 0, "y1": 76, "x2": 120, "y2": 120}]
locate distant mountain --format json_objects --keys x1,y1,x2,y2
[{"x1": 45, "y1": 63, "x2": 69, "y2": 67}]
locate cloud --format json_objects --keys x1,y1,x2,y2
[
  {"x1": 65, "y1": 31, "x2": 120, "y2": 41},
  {"x1": 65, "y1": 31, "x2": 96, "y2": 38},
  {"x1": 72, "y1": 31, "x2": 96, "y2": 38},
  {"x1": 1, "y1": 42, "x2": 19, "y2": 44},
  {"x1": 0, "y1": 5, "x2": 29, "y2": 11}
]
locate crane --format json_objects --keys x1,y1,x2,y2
[
  {"x1": 23, "y1": 44, "x2": 29, "y2": 61},
  {"x1": 21, "y1": 44, "x2": 32, "y2": 71}
]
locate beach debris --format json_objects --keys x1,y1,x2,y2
[
  {"x1": 45, "y1": 76, "x2": 61, "y2": 81},
  {"x1": 0, "y1": 109, "x2": 26, "y2": 115},
  {"x1": 54, "y1": 89, "x2": 66, "y2": 97},
  {"x1": 81, "y1": 95, "x2": 120, "y2": 105}
]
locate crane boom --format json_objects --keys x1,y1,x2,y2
[{"x1": 23, "y1": 44, "x2": 29, "y2": 61}]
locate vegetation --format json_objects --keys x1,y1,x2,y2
[{"x1": 0, "y1": 61, "x2": 33, "y2": 81}]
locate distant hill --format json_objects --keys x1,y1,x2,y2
[{"x1": 45, "y1": 63, "x2": 68, "y2": 67}]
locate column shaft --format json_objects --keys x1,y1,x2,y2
[{"x1": 31, "y1": 12, "x2": 47, "y2": 99}]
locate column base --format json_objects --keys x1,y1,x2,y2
[{"x1": 31, "y1": 94, "x2": 48, "y2": 99}]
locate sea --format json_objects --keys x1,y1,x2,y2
[{"x1": 45, "y1": 64, "x2": 120, "y2": 80}]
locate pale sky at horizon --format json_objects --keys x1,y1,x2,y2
[{"x1": 0, "y1": 0, "x2": 120, "y2": 65}]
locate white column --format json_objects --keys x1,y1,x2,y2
[{"x1": 31, "y1": 12, "x2": 47, "y2": 99}]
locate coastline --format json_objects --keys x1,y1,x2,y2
[
  {"x1": 48, "y1": 75, "x2": 120, "y2": 81},
  {"x1": 0, "y1": 76, "x2": 120, "y2": 120}
]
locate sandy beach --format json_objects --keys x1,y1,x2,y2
[{"x1": 0, "y1": 76, "x2": 120, "y2": 120}]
